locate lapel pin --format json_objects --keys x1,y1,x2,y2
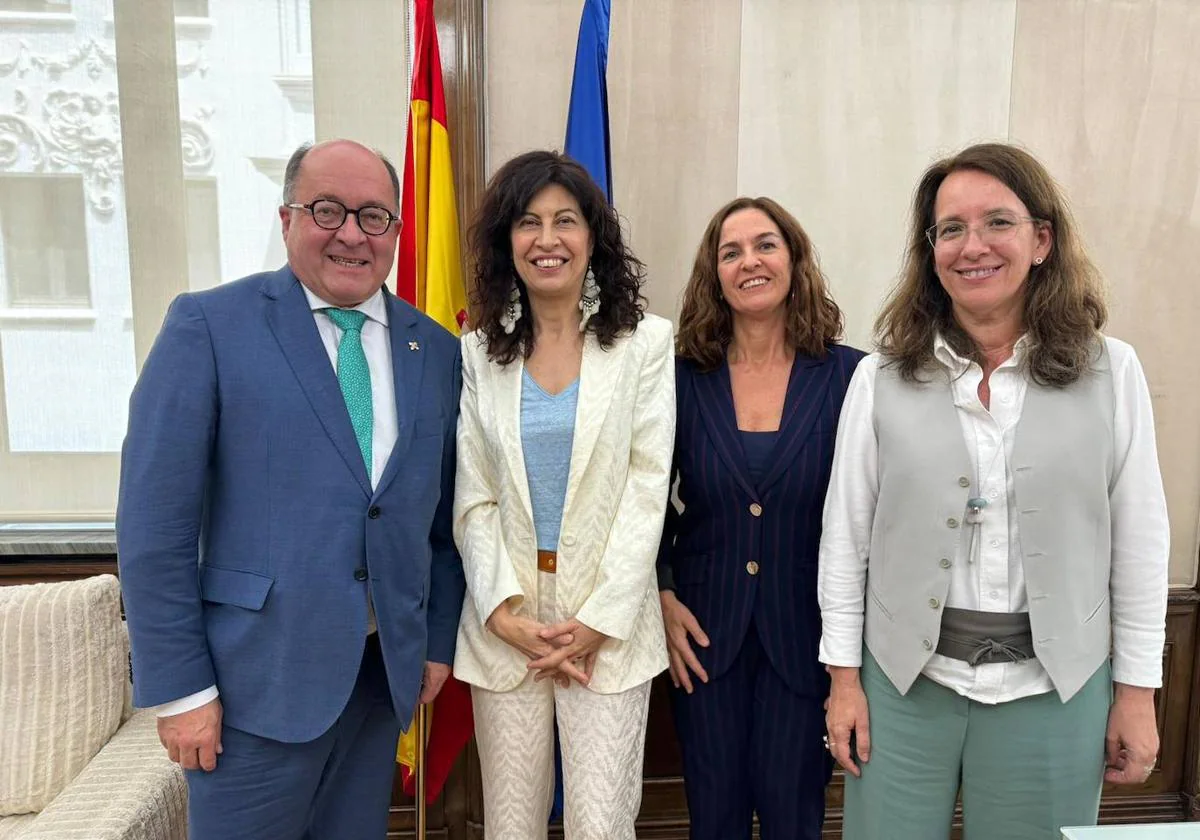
[{"x1": 408, "y1": 340, "x2": 420, "y2": 351}]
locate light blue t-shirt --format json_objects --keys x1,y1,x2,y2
[{"x1": 520, "y1": 368, "x2": 579, "y2": 552}]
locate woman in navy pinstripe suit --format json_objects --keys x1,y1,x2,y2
[{"x1": 657, "y1": 197, "x2": 863, "y2": 839}]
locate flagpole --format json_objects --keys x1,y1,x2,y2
[{"x1": 415, "y1": 703, "x2": 428, "y2": 839}]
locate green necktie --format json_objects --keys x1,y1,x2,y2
[{"x1": 323, "y1": 308, "x2": 373, "y2": 472}]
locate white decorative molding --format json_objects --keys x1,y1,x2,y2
[
  {"x1": 272, "y1": 74, "x2": 312, "y2": 110},
  {"x1": 0, "y1": 38, "x2": 116, "y2": 81},
  {"x1": 180, "y1": 106, "x2": 215, "y2": 173},
  {"x1": 0, "y1": 12, "x2": 77, "y2": 28},
  {"x1": 0, "y1": 307, "x2": 98, "y2": 326},
  {"x1": 249, "y1": 155, "x2": 286, "y2": 185},
  {"x1": 0, "y1": 37, "x2": 208, "y2": 80},
  {"x1": 174, "y1": 16, "x2": 215, "y2": 38},
  {"x1": 0, "y1": 94, "x2": 216, "y2": 216},
  {"x1": 177, "y1": 42, "x2": 209, "y2": 78}
]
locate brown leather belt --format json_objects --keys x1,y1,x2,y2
[{"x1": 537, "y1": 550, "x2": 557, "y2": 574}]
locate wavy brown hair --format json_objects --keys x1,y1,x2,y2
[
  {"x1": 876, "y1": 143, "x2": 1106, "y2": 386},
  {"x1": 676, "y1": 197, "x2": 844, "y2": 370},
  {"x1": 467, "y1": 150, "x2": 645, "y2": 365}
]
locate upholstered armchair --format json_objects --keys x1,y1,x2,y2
[{"x1": 0, "y1": 574, "x2": 186, "y2": 840}]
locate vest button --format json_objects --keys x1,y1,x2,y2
[
  {"x1": 939, "y1": 558, "x2": 952, "y2": 569},
  {"x1": 922, "y1": 638, "x2": 933, "y2": 650},
  {"x1": 958, "y1": 476, "x2": 970, "y2": 487},
  {"x1": 353, "y1": 567, "x2": 368, "y2": 581},
  {"x1": 746, "y1": 561, "x2": 760, "y2": 576},
  {"x1": 749, "y1": 503, "x2": 763, "y2": 517},
  {"x1": 929, "y1": 597, "x2": 940, "y2": 609},
  {"x1": 947, "y1": 517, "x2": 959, "y2": 528}
]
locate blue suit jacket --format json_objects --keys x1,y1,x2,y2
[
  {"x1": 117, "y1": 266, "x2": 464, "y2": 743},
  {"x1": 657, "y1": 345, "x2": 864, "y2": 697}
]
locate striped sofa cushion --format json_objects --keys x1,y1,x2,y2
[{"x1": 0, "y1": 575, "x2": 127, "y2": 815}]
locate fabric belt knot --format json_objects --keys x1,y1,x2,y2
[
  {"x1": 935, "y1": 607, "x2": 1035, "y2": 666},
  {"x1": 322, "y1": 308, "x2": 373, "y2": 471}
]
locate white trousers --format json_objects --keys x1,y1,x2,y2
[{"x1": 471, "y1": 572, "x2": 652, "y2": 840}]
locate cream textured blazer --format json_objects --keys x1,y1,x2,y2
[{"x1": 453, "y1": 313, "x2": 675, "y2": 694}]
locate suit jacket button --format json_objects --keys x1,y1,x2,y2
[
  {"x1": 929, "y1": 597, "x2": 940, "y2": 609},
  {"x1": 562, "y1": 534, "x2": 576, "y2": 547},
  {"x1": 922, "y1": 638, "x2": 933, "y2": 650},
  {"x1": 958, "y1": 476, "x2": 970, "y2": 487},
  {"x1": 939, "y1": 558, "x2": 952, "y2": 569},
  {"x1": 354, "y1": 568, "x2": 368, "y2": 581},
  {"x1": 368, "y1": 505, "x2": 381, "y2": 519},
  {"x1": 746, "y1": 561, "x2": 760, "y2": 576},
  {"x1": 749, "y1": 503, "x2": 763, "y2": 517},
  {"x1": 946, "y1": 517, "x2": 959, "y2": 528}
]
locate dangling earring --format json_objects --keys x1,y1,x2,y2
[
  {"x1": 578, "y1": 263, "x2": 600, "y2": 332},
  {"x1": 1033, "y1": 256, "x2": 1044, "y2": 265},
  {"x1": 500, "y1": 279, "x2": 522, "y2": 335}
]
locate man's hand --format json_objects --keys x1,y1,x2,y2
[
  {"x1": 660, "y1": 590, "x2": 710, "y2": 693},
  {"x1": 1104, "y1": 684, "x2": 1160, "y2": 785},
  {"x1": 419, "y1": 662, "x2": 452, "y2": 705},
  {"x1": 158, "y1": 697, "x2": 223, "y2": 771}
]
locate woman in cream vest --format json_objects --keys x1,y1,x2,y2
[
  {"x1": 453, "y1": 150, "x2": 673, "y2": 839},
  {"x1": 818, "y1": 143, "x2": 1168, "y2": 840}
]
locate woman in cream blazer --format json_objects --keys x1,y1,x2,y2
[{"x1": 453, "y1": 151, "x2": 673, "y2": 840}]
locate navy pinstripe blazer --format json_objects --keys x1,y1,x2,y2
[{"x1": 657, "y1": 344, "x2": 865, "y2": 697}]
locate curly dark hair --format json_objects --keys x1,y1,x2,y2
[
  {"x1": 676, "y1": 196, "x2": 844, "y2": 370},
  {"x1": 466, "y1": 150, "x2": 646, "y2": 365},
  {"x1": 876, "y1": 142, "x2": 1106, "y2": 386}
]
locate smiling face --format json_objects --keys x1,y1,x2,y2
[
  {"x1": 931, "y1": 169, "x2": 1052, "y2": 325},
  {"x1": 509, "y1": 183, "x2": 593, "y2": 305},
  {"x1": 279, "y1": 140, "x2": 399, "y2": 307},
  {"x1": 716, "y1": 208, "x2": 792, "y2": 319}
]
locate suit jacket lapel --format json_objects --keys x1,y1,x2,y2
[
  {"x1": 757, "y1": 353, "x2": 834, "y2": 493},
  {"x1": 373, "y1": 292, "x2": 424, "y2": 500},
  {"x1": 562, "y1": 333, "x2": 626, "y2": 519},
  {"x1": 262, "y1": 267, "x2": 371, "y2": 497},
  {"x1": 493, "y1": 353, "x2": 535, "y2": 525},
  {"x1": 693, "y1": 362, "x2": 758, "y2": 502}
]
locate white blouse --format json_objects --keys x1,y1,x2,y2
[{"x1": 817, "y1": 334, "x2": 1169, "y2": 703}]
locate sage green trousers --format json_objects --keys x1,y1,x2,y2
[{"x1": 841, "y1": 651, "x2": 1110, "y2": 840}]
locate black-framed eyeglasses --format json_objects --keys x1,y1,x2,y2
[{"x1": 285, "y1": 199, "x2": 400, "y2": 236}]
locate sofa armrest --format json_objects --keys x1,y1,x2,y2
[{"x1": 20, "y1": 709, "x2": 186, "y2": 840}]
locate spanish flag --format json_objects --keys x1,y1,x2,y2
[
  {"x1": 395, "y1": 0, "x2": 473, "y2": 804},
  {"x1": 395, "y1": 0, "x2": 467, "y2": 334}
]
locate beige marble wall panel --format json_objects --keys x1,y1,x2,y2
[
  {"x1": 607, "y1": 0, "x2": 742, "y2": 317},
  {"x1": 485, "y1": 0, "x2": 580, "y2": 176},
  {"x1": 1010, "y1": 0, "x2": 1200, "y2": 585},
  {"x1": 311, "y1": 0, "x2": 409, "y2": 165},
  {"x1": 486, "y1": 0, "x2": 742, "y2": 319},
  {"x1": 735, "y1": 0, "x2": 1017, "y2": 349}
]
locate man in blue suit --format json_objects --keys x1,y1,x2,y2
[{"x1": 116, "y1": 139, "x2": 464, "y2": 840}]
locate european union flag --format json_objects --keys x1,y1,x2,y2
[{"x1": 565, "y1": 0, "x2": 612, "y2": 202}]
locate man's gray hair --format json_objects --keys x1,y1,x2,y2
[{"x1": 281, "y1": 141, "x2": 402, "y2": 209}]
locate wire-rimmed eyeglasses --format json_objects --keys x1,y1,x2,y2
[
  {"x1": 285, "y1": 199, "x2": 400, "y2": 236},
  {"x1": 925, "y1": 212, "x2": 1047, "y2": 249}
]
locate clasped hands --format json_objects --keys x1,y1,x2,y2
[{"x1": 486, "y1": 598, "x2": 608, "y2": 688}]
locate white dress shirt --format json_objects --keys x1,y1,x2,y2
[
  {"x1": 817, "y1": 334, "x2": 1169, "y2": 703},
  {"x1": 156, "y1": 285, "x2": 398, "y2": 717}
]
